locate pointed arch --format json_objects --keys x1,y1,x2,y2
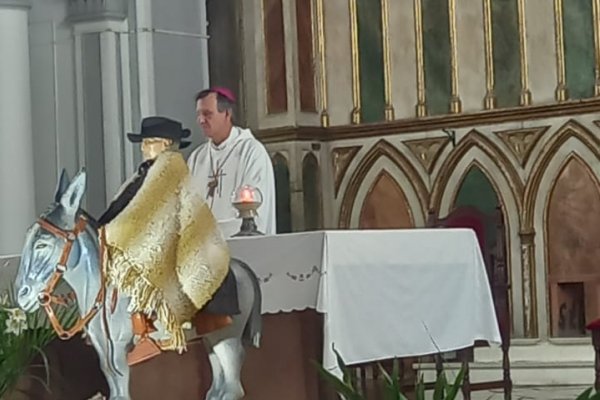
[
  {"x1": 546, "y1": 154, "x2": 600, "y2": 337},
  {"x1": 434, "y1": 141, "x2": 524, "y2": 335},
  {"x1": 452, "y1": 163, "x2": 500, "y2": 215},
  {"x1": 528, "y1": 129, "x2": 600, "y2": 337},
  {"x1": 359, "y1": 170, "x2": 414, "y2": 229},
  {"x1": 523, "y1": 119, "x2": 600, "y2": 229},
  {"x1": 272, "y1": 152, "x2": 292, "y2": 233},
  {"x1": 302, "y1": 152, "x2": 322, "y2": 230},
  {"x1": 338, "y1": 139, "x2": 427, "y2": 228},
  {"x1": 430, "y1": 129, "x2": 523, "y2": 220}
]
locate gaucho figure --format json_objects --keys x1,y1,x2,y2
[{"x1": 99, "y1": 116, "x2": 236, "y2": 364}]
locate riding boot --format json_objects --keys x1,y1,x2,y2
[{"x1": 127, "y1": 312, "x2": 161, "y2": 366}]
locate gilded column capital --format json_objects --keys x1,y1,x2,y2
[
  {"x1": 0, "y1": 0, "x2": 31, "y2": 9},
  {"x1": 67, "y1": 0, "x2": 128, "y2": 23}
]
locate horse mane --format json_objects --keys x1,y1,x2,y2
[{"x1": 80, "y1": 209, "x2": 100, "y2": 230}]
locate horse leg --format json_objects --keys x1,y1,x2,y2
[
  {"x1": 204, "y1": 341, "x2": 225, "y2": 400},
  {"x1": 105, "y1": 340, "x2": 131, "y2": 400},
  {"x1": 210, "y1": 337, "x2": 245, "y2": 400},
  {"x1": 92, "y1": 336, "x2": 131, "y2": 400}
]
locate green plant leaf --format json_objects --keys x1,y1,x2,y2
[
  {"x1": 378, "y1": 362, "x2": 408, "y2": 400},
  {"x1": 433, "y1": 371, "x2": 447, "y2": 400},
  {"x1": 444, "y1": 365, "x2": 466, "y2": 400},
  {"x1": 415, "y1": 373, "x2": 426, "y2": 400},
  {"x1": 576, "y1": 387, "x2": 593, "y2": 400},
  {"x1": 312, "y1": 360, "x2": 363, "y2": 400},
  {"x1": 587, "y1": 391, "x2": 600, "y2": 400}
]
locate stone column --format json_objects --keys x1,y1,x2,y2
[
  {"x1": 0, "y1": 0, "x2": 35, "y2": 256},
  {"x1": 68, "y1": 0, "x2": 130, "y2": 215},
  {"x1": 520, "y1": 229, "x2": 539, "y2": 338}
]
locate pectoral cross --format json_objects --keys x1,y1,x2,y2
[{"x1": 207, "y1": 169, "x2": 226, "y2": 198}]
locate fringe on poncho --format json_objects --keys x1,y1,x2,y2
[{"x1": 104, "y1": 151, "x2": 230, "y2": 352}]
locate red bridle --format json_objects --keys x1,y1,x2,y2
[{"x1": 35, "y1": 215, "x2": 106, "y2": 340}]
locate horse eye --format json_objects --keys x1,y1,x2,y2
[{"x1": 35, "y1": 242, "x2": 48, "y2": 250}]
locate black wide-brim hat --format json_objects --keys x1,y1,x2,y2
[{"x1": 127, "y1": 116, "x2": 192, "y2": 149}]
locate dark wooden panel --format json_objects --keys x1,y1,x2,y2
[
  {"x1": 296, "y1": 0, "x2": 316, "y2": 112},
  {"x1": 207, "y1": 0, "x2": 244, "y2": 122},
  {"x1": 264, "y1": 0, "x2": 288, "y2": 114}
]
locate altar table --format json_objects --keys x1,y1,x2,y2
[{"x1": 228, "y1": 228, "x2": 502, "y2": 376}]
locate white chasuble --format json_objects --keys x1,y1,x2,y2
[{"x1": 187, "y1": 126, "x2": 276, "y2": 238}]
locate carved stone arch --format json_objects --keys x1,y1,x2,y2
[
  {"x1": 271, "y1": 151, "x2": 289, "y2": 164},
  {"x1": 430, "y1": 129, "x2": 524, "y2": 220},
  {"x1": 436, "y1": 149, "x2": 525, "y2": 335},
  {"x1": 338, "y1": 140, "x2": 428, "y2": 228},
  {"x1": 545, "y1": 153, "x2": 600, "y2": 336},
  {"x1": 528, "y1": 137, "x2": 600, "y2": 337},
  {"x1": 523, "y1": 119, "x2": 600, "y2": 229}
]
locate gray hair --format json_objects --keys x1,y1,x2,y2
[{"x1": 195, "y1": 89, "x2": 235, "y2": 121}]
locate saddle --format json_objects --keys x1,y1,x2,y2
[{"x1": 127, "y1": 268, "x2": 240, "y2": 366}]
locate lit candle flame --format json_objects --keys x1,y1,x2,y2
[{"x1": 240, "y1": 188, "x2": 254, "y2": 203}]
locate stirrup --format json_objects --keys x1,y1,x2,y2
[
  {"x1": 128, "y1": 312, "x2": 161, "y2": 366},
  {"x1": 127, "y1": 336, "x2": 161, "y2": 366}
]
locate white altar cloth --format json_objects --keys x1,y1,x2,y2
[{"x1": 227, "y1": 229, "x2": 501, "y2": 374}]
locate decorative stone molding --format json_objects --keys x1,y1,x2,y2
[
  {"x1": 0, "y1": 0, "x2": 31, "y2": 8},
  {"x1": 495, "y1": 126, "x2": 549, "y2": 167},
  {"x1": 331, "y1": 146, "x2": 360, "y2": 197},
  {"x1": 67, "y1": 0, "x2": 127, "y2": 23},
  {"x1": 404, "y1": 137, "x2": 448, "y2": 174}
]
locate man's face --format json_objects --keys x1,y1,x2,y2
[{"x1": 196, "y1": 93, "x2": 231, "y2": 143}]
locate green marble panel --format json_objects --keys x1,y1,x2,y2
[
  {"x1": 422, "y1": 0, "x2": 452, "y2": 115},
  {"x1": 454, "y1": 166, "x2": 500, "y2": 215},
  {"x1": 454, "y1": 166, "x2": 500, "y2": 243},
  {"x1": 491, "y1": 0, "x2": 521, "y2": 107},
  {"x1": 357, "y1": 0, "x2": 386, "y2": 123},
  {"x1": 563, "y1": 0, "x2": 595, "y2": 99}
]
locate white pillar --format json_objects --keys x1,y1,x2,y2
[
  {"x1": 72, "y1": 14, "x2": 129, "y2": 208},
  {"x1": 0, "y1": 0, "x2": 35, "y2": 256}
]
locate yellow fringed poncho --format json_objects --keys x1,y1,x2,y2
[{"x1": 104, "y1": 151, "x2": 230, "y2": 352}]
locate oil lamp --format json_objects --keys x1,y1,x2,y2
[{"x1": 231, "y1": 185, "x2": 264, "y2": 237}]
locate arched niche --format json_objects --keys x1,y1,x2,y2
[
  {"x1": 547, "y1": 156, "x2": 600, "y2": 337},
  {"x1": 453, "y1": 163, "x2": 501, "y2": 215},
  {"x1": 272, "y1": 153, "x2": 292, "y2": 233},
  {"x1": 302, "y1": 153, "x2": 322, "y2": 231},
  {"x1": 358, "y1": 170, "x2": 413, "y2": 229}
]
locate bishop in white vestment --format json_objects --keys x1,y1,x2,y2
[{"x1": 187, "y1": 125, "x2": 276, "y2": 238}]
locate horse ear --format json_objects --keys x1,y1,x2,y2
[
  {"x1": 54, "y1": 169, "x2": 70, "y2": 203},
  {"x1": 59, "y1": 169, "x2": 86, "y2": 216}
]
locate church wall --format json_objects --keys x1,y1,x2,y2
[
  {"x1": 28, "y1": 1, "x2": 79, "y2": 215},
  {"x1": 245, "y1": 0, "x2": 600, "y2": 130},
  {"x1": 254, "y1": 0, "x2": 600, "y2": 344},
  {"x1": 25, "y1": 0, "x2": 211, "y2": 220},
  {"x1": 316, "y1": 114, "x2": 598, "y2": 341},
  {"x1": 388, "y1": 0, "x2": 416, "y2": 121},
  {"x1": 525, "y1": 0, "x2": 557, "y2": 104}
]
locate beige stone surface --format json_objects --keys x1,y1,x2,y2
[{"x1": 456, "y1": 0, "x2": 486, "y2": 113}]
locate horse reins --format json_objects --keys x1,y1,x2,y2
[{"x1": 37, "y1": 215, "x2": 107, "y2": 340}]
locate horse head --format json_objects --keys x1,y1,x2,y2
[{"x1": 15, "y1": 169, "x2": 89, "y2": 312}]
